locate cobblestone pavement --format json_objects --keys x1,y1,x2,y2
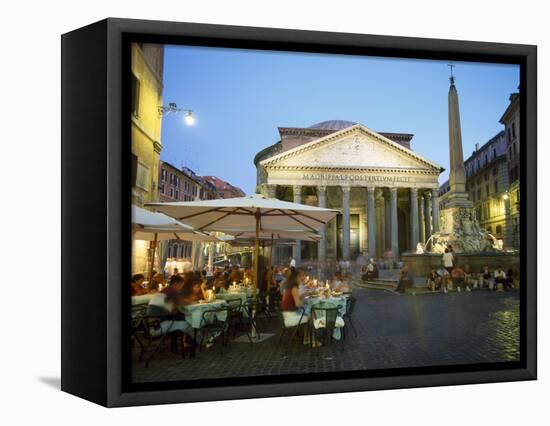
[{"x1": 131, "y1": 288, "x2": 520, "y2": 383}]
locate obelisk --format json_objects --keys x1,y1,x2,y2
[
  {"x1": 446, "y1": 73, "x2": 473, "y2": 208},
  {"x1": 437, "y1": 69, "x2": 490, "y2": 252}
]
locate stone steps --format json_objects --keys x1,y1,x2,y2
[{"x1": 356, "y1": 278, "x2": 398, "y2": 292}]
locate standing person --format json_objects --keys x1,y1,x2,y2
[
  {"x1": 442, "y1": 248, "x2": 454, "y2": 276},
  {"x1": 289, "y1": 256, "x2": 296, "y2": 268}
]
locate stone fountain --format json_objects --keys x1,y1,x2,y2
[{"x1": 403, "y1": 73, "x2": 518, "y2": 275}]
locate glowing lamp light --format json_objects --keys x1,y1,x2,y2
[
  {"x1": 184, "y1": 111, "x2": 195, "y2": 126},
  {"x1": 503, "y1": 193, "x2": 509, "y2": 200}
]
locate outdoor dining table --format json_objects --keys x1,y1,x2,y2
[
  {"x1": 131, "y1": 293, "x2": 155, "y2": 306},
  {"x1": 303, "y1": 294, "x2": 348, "y2": 340},
  {"x1": 180, "y1": 300, "x2": 228, "y2": 329}
]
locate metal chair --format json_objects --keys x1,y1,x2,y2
[
  {"x1": 198, "y1": 307, "x2": 232, "y2": 355},
  {"x1": 131, "y1": 304, "x2": 148, "y2": 359},
  {"x1": 343, "y1": 296, "x2": 358, "y2": 339},
  {"x1": 310, "y1": 302, "x2": 343, "y2": 349},
  {"x1": 242, "y1": 299, "x2": 261, "y2": 343},
  {"x1": 278, "y1": 308, "x2": 308, "y2": 348}
]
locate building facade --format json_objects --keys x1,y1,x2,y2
[
  {"x1": 158, "y1": 161, "x2": 219, "y2": 203},
  {"x1": 158, "y1": 160, "x2": 220, "y2": 261},
  {"x1": 203, "y1": 176, "x2": 246, "y2": 198},
  {"x1": 254, "y1": 120, "x2": 443, "y2": 264},
  {"x1": 499, "y1": 92, "x2": 520, "y2": 249},
  {"x1": 131, "y1": 43, "x2": 164, "y2": 274},
  {"x1": 131, "y1": 43, "x2": 164, "y2": 206},
  {"x1": 439, "y1": 131, "x2": 512, "y2": 248}
]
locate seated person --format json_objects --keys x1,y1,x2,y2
[
  {"x1": 494, "y1": 266, "x2": 507, "y2": 291},
  {"x1": 427, "y1": 269, "x2": 442, "y2": 292},
  {"x1": 481, "y1": 266, "x2": 493, "y2": 289},
  {"x1": 463, "y1": 264, "x2": 473, "y2": 288},
  {"x1": 506, "y1": 266, "x2": 519, "y2": 289},
  {"x1": 149, "y1": 273, "x2": 165, "y2": 293},
  {"x1": 146, "y1": 276, "x2": 192, "y2": 348},
  {"x1": 331, "y1": 271, "x2": 345, "y2": 290},
  {"x1": 181, "y1": 272, "x2": 207, "y2": 305},
  {"x1": 451, "y1": 264, "x2": 470, "y2": 291},
  {"x1": 230, "y1": 265, "x2": 243, "y2": 284},
  {"x1": 395, "y1": 266, "x2": 414, "y2": 293},
  {"x1": 213, "y1": 271, "x2": 230, "y2": 293},
  {"x1": 437, "y1": 267, "x2": 450, "y2": 291},
  {"x1": 280, "y1": 269, "x2": 316, "y2": 345},
  {"x1": 131, "y1": 274, "x2": 148, "y2": 296}
]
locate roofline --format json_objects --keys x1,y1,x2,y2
[
  {"x1": 464, "y1": 130, "x2": 506, "y2": 164},
  {"x1": 260, "y1": 124, "x2": 443, "y2": 171},
  {"x1": 499, "y1": 93, "x2": 520, "y2": 124}
]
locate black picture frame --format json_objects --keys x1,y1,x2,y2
[{"x1": 61, "y1": 17, "x2": 537, "y2": 407}]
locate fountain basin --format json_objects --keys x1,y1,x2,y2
[{"x1": 402, "y1": 251, "x2": 519, "y2": 277}]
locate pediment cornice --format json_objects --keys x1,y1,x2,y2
[{"x1": 261, "y1": 124, "x2": 444, "y2": 172}]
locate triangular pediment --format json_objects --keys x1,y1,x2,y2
[{"x1": 260, "y1": 124, "x2": 443, "y2": 172}]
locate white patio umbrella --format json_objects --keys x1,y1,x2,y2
[
  {"x1": 132, "y1": 205, "x2": 222, "y2": 279},
  {"x1": 145, "y1": 194, "x2": 338, "y2": 299}
]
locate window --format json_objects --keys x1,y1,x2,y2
[
  {"x1": 131, "y1": 73, "x2": 140, "y2": 116},
  {"x1": 494, "y1": 181, "x2": 498, "y2": 193},
  {"x1": 135, "y1": 162, "x2": 150, "y2": 191},
  {"x1": 513, "y1": 142, "x2": 517, "y2": 155},
  {"x1": 169, "y1": 187, "x2": 174, "y2": 197},
  {"x1": 484, "y1": 154, "x2": 488, "y2": 165},
  {"x1": 508, "y1": 146, "x2": 513, "y2": 160},
  {"x1": 486, "y1": 184, "x2": 490, "y2": 197},
  {"x1": 492, "y1": 167, "x2": 498, "y2": 176},
  {"x1": 160, "y1": 184, "x2": 164, "y2": 194},
  {"x1": 511, "y1": 122, "x2": 516, "y2": 139},
  {"x1": 477, "y1": 189, "x2": 481, "y2": 200},
  {"x1": 496, "y1": 225, "x2": 502, "y2": 236},
  {"x1": 487, "y1": 226, "x2": 492, "y2": 234},
  {"x1": 175, "y1": 189, "x2": 179, "y2": 199},
  {"x1": 160, "y1": 169, "x2": 167, "y2": 181},
  {"x1": 507, "y1": 127, "x2": 512, "y2": 142},
  {"x1": 492, "y1": 148, "x2": 497, "y2": 159}
]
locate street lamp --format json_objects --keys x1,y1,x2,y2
[{"x1": 158, "y1": 102, "x2": 195, "y2": 125}]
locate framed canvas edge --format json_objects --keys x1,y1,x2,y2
[{"x1": 95, "y1": 18, "x2": 537, "y2": 407}]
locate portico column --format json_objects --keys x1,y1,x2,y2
[
  {"x1": 390, "y1": 187, "x2": 399, "y2": 260},
  {"x1": 367, "y1": 186, "x2": 377, "y2": 258},
  {"x1": 342, "y1": 186, "x2": 351, "y2": 260},
  {"x1": 317, "y1": 185, "x2": 327, "y2": 262},
  {"x1": 266, "y1": 184, "x2": 277, "y2": 199},
  {"x1": 410, "y1": 188, "x2": 419, "y2": 251},
  {"x1": 293, "y1": 185, "x2": 302, "y2": 265},
  {"x1": 418, "y1": 195, "x2": 425, "y2": 244},
  {"x1": 431, "y1": 188, "x2": 440, "y2": 234},
  {"x1": 424, "y1": 190, "x2": 432, "y2": 245},
  {"x1": 384, "y1": 190, "x2": 391, "y2": 250}
]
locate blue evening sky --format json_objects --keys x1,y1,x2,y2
[{"x1": 160, "y1": 45, "x2": 519, "y2": 195}]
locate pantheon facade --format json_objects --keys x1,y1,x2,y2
[{"x1": 254, "y1": 120, "x2": 444, "y2": 264}]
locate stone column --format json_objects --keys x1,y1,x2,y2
[
  {"x1": 384, "y1": 190, "x2": 391, "y2": 250},
  {"x1": 424, "y1": 190, "x2": 432, "y2": 244},
  {"x1": 367, "y1": 186, "x2": 377, "y2": 258},
  {"x1": 342, "y1": 186, "x2": 351, "y2": 260},
  {"x1": 410, "y1": 188, "x2": 419, "y2": 251},
  {"x1": 418, "y1": 194, "x2": 425, "y2": 244},
  {"x1": 431, "y1": 188, "x2": 440, "y2": 234},
  {"x1": 266, "y1": 184, "x2": 277, "y2": 199},
  {"x1": 317, "y1": 185, "x2": 327, "y2": 261},
  {"x1": 389, "y1": 187, "x2": 399, "y2": 260},
  {"x1": 293, "y1": 185, "x2": 302, "y2": 265}
]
